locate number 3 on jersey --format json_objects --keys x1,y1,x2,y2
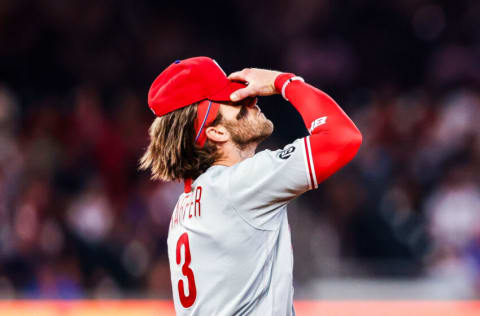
[{"x1": 176, "y1": 232, "x2": 197, "y2": 308}]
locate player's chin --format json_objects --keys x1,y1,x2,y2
[
  {"x1": 265, "y1": 119, "x2": 274, "y2": 135},
  {"x1": 259, "y1": 120, "x2": 274, "y2": 140},
  {"x1": 245, "y1": 120, "x2": 273, "y2": 145}
]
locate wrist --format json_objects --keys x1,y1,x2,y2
[
  {"x1": 274, "y1": 73, "x2": 295, "y2": 93},
  {"x1": 275, "y1": 73, "x2": 305, "y2": 101}
]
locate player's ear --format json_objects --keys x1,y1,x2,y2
[{"x1": 205, "y1": 125, "x2": 229, "y2": 143}]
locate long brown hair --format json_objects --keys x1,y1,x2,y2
[{"x1": 139, "y1": 103, "x2": 222, "y2": 181}]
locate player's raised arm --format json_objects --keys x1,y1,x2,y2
[
  {"x1": 228, "y1": 69, "x2": 362, "y2": 188},
  {"x1": 274, "y1": 73, "x2": 362, "y2": 187}
]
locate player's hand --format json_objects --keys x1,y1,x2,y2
[{"x1": 228, "y1": 68, "x2": 282, "y2": 102}]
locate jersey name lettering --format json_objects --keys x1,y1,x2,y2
[
  {"x1": 309, "y1": 116, "x2": 327, "y2": 133},
  {"x1": 170, "y1": 186, "x2": 202, "y2": 229}
]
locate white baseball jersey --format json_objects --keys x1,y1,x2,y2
[{"x1": 167, "y1": 136, "x2": 317, "y2": 316}]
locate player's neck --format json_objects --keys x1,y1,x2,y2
[{"x1": 213, "y1": 141, "x2": 257, "y2": 167}]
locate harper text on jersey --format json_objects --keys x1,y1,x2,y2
[{"x1": 170, "y1": 186, "x2": 202, "y2": 229}]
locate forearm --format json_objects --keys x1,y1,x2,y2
[{"x1": 274, "y1": 74, "x2": 362, "y2": 185}]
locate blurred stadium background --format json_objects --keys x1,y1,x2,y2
[{"x1": 0, "y1": 0, "x2": 479, "y2": 315}]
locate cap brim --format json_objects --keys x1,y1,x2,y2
[{"x1": 209, "y1": 81, "x2": 247, "y2": 102}]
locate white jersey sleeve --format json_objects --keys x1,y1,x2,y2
[{"x1": 227, "y1": 137, "x2": 315, "y2": 230}]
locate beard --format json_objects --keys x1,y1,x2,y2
[{"x1": 223, "y1": 109, "x2": 274, "y2": 149}]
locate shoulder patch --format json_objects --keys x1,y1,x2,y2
[{"x1": 278, "y1": 146, "x2": 295, "y2": 159}]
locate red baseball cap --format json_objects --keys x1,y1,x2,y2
[{"x1": 148, "y1": 57, "x2": 247, "y2": 117}]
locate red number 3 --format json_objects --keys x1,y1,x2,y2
[{"x1": 176, "y1": 232, "x2": 197, "y2": 308}]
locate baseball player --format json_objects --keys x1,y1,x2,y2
[{"x1": 140, "y1": 57, "x2": 362, "y2": 315}]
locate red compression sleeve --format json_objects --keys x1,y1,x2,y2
[{"x1": 275, "y1": 74, "x2": 362, "y2": 187}]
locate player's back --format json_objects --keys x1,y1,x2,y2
[{"x1": 167, "y1": 149, "x2": 299, "y2": 315}]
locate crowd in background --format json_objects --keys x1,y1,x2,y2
[{"x1": 0, "y1": 0, "x2": 479, "y2": 298}]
